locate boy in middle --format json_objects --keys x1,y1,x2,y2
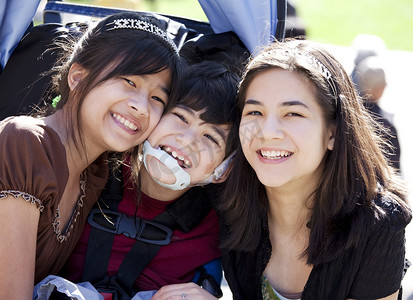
[{"x1": 57, "y1": 57, "x2": 242, "y2": 299}]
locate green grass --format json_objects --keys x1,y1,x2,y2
[
  {"x1": 295, "y1": 0, "x2": 413, "y2": 51},
  {"x1": 141, "y1": 0, "x2": 208, "y2": 21},
  {"x1": 67, "y1": 0, "x2": 413, "y2": 51},
  {"x1": 139, "y1": 0, "x2": 413, "y2": 51}
]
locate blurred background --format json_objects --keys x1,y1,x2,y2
[
  {"x1": 36, "y1": 0, "x2": 413, "y2": 51},
  {"x1": 34, "y1": 0, "x2": 413, "y2": 298}
]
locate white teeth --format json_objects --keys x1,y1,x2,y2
[
  {"x1": 161, "y1": 146, "x2": 192, "y2": 168},
  {"x1": 261, "y1": 149, "x2": 291, "y2": 159},
  {"x1": 112, "y1": 113, "x2": 138, "y2": 131}
]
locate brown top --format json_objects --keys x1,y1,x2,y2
[{"x1": 0, "y1": 116, "x2": 108, "y2": 283}]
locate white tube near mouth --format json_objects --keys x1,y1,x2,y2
[{"x1": 142, "y1": 140, "x2": 191, "y2": 190}]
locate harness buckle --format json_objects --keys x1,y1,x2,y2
[{"x1": 88, "y1": 208, "x2": 172, "y2": 245}]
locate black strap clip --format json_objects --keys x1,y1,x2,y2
[{"x1": 88, "y1": 208, "x2": 172, "y2": 246}]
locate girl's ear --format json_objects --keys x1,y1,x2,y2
[
  {"x1": 68, "y1": 63, "x2": 88, "y2": 91},
  {"x1": 327, "y1": 125, "x2": 336, "y2": 151}
]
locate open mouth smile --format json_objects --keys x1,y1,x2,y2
[
  {"x1": 161, "y1": 146, "x2": 192, "y2": 168},
  {"x1": 260, "y1": 149, "x2": 292, "y2": 160},
  {"x1": 112, "y1": 113, "x2": 139, "y2": 131}
]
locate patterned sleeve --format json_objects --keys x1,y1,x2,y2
[
  {"x1": 348, "y1": 199, "x2": 411, "y2": 299},
  {"x1": 0, "y1": 117, "x2": 64, "y2": 211}
]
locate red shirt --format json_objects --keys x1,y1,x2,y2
[{"x1": 63, "y1": 165, "x2": 220, "y2": 290}]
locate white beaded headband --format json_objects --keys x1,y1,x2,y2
[
  {"x1": 299, "y1": 51, "x2": 339, "y2": 101},
  {"x1": 107, "y1": 18, "x2": 179, "y2": 55},
  {"x1": 256, "y1": 48, "x2": 332, "y2": 80},
  {"x1": 255, "y1": 48, "x2": 339, "y2": 101}
]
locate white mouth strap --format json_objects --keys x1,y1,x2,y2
[
  {"x1": 195, "y1": 151, "x2": 235, "y2": 186},
  {"x1": 142, "y1": 140, "x2": 191, "y2": 190}
]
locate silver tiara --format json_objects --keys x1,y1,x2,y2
[
  {"x1": 107, "y1": 18, "x2": 179, "y2": 55},
  {"x1": 263, "y1": 48, "x2": 332, "y2": 81},
  {"x1": 299, "y1": 51, "x2": 339, "y2": 103},
  {"x1": 301, "y1": 52, "x2": 332, "y2": 80},
  {"x1": 254, "y1": 47, "x2": 339, "y2": 105}
]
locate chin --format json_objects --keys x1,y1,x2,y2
[
  {"x1": 152, "y1": 174, "x2": 177, "y2": 185},
  {"x1": 110, "y1": 144, "x2": 133, "y2": 153},
  {"x1": 146, "y1": 158, "x2": 176, "y2": 184},
  {"x1": 256, "y1": 175, "x2": 287, "y2": 188}
]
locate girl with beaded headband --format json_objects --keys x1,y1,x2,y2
[
  {"x1": 213, "y1": 38, "x2": 411, "y2": 300},
  {"x1": 0, "y1": 11, "x2": 182, "y2": 299}
]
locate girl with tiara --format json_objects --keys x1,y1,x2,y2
[{"x1": 0, "y1": 11, "x2": 182, "y2": 299}]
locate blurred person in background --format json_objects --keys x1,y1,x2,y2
[
  {"x1": 351, "y1": 34, "x2": 387, "y2": 93},
  {"x1": 358, "y1": 55, "x2": 401, "y2": 172}
]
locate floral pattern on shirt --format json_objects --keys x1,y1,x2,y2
[{"x1": 261, "y1": 275, "x2": 281, "y2": 300}]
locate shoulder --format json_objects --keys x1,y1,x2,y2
[
  {"x1": 0, "y1": 116, "x2": 67, "y2": 207},
  {"x1": 0, "y1": 116, "x2": 65, "y2": 167},
  {"x1": 343, "y1": 195, "x2": 411, "y2": 298},
  {"x1": 0, "y1": 116, "x2": 61, "y2": 147},
  {"x1": 372, "y1": 194, "x2": 412, "y2": 233},
  {"x1": 1, "y1": 116, "x2": 43, "y2": 136}
]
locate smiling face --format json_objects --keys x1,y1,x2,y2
[
  {"x1": 74, "y1": 65, "x2": 172, "y2": 154},
  {"x1": 144, "y1": 105, "x2": 229, "y2": 186},
  {"x1": 239, "y1": 68, "x2": 335, "y2": 194}
]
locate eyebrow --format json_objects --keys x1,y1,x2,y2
[
  {"x1": 161, "y1": 86, "x2": 171, "y2": 96},
  {"x1": 177, "y1": 105, "x2": 196, "y2": 116},
  {"x1": 245, "y1": 99, "x2": 309, "y2": 109}
]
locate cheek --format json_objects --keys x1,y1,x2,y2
[
  {"x1": 147, "y1": 109, "x2": 165, "y2": 133},
  {"x1": 200, "y1": 144, "x2": 216, "y2": 166},
  {"x1": 151, "y1": 105, "x2": 165, "y2": 124},
  {"x1": 239, "y1": 121, "x2": 258, "y2": 147},
  {"x1": 147, "y1": 117, "x2": 175, "y2": 145},
  {"x1": 199, "y1": 145, "x2": 225, "y2": 171}
]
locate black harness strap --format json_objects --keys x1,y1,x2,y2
[
  {"x1": 82, "y1": 168, "x2": 124, "y2": 283},
  {"x1": 116, "y1": 186, "x2": 212, "y2": 294},
  {"x1": 82, "y1": 172, "x2": 213, "y2": 296},
  {"x1": 115, "y1": 211, "x2": 178, "y2": 293}
]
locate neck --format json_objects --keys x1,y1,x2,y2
[
  {"x1": 267, "y1": 195, "x2": 311, "y2": 233},
  {"x1": 44, "y1": 110, "x2": 102, "y2": 177},
  {"x1": 265, "y1": 185, "x2": 314, "y2": 232},
  {"x1": 265, "y1": 187, "x2": 312, "y2": 261},
  {"x1": 140, "y1": 166, "x2": 187, "y2": 201},
  {"x1": 264, "y1": 167, "x2": 324, "y2": 231}
]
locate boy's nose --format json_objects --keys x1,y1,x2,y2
[{"x1": 176, "y1": 129, "x2": 198, "y2": 151}]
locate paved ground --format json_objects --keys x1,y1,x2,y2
[{"x1": 221, "y1": 43, "x2": 413, "y2": 299}]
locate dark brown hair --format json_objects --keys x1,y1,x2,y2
[
  {"x1": 129, "y1": 57, "x2": 243, "y2": 181},
  {"x1": 48, "y1": 12, "x2": 183, "y2": 160},
  {"x1": 221, "y1": 39, "x2": 410, "y2": 264}
]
